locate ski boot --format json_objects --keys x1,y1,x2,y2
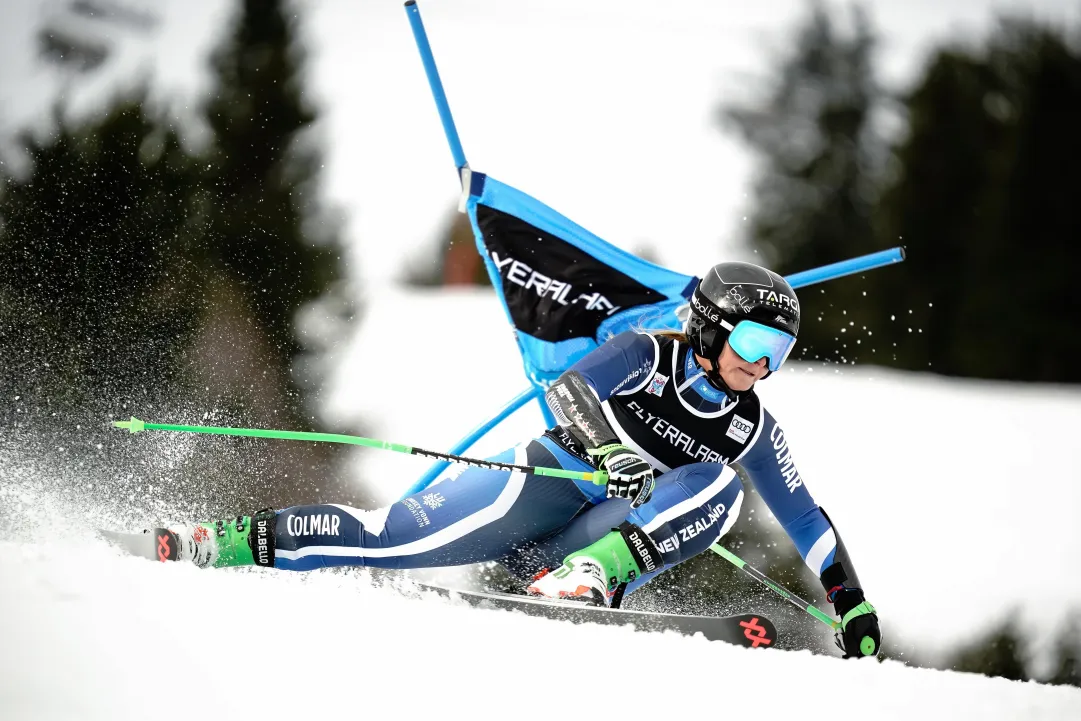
[
  {"x1": 527, "y1": 522, "x2": 663, "y2": 606},
  {"x1": 105, "y1": 511, "x2": 276, "y2": 569},
  {"x1": 169, "y1": 515, "x2": 256, "y2": 568}
]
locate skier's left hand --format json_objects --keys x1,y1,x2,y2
[{"x1": 831, "y1": 587, "x2": 880, "y2": 658}]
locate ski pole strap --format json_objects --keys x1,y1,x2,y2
[
  {"x1": 709, "y1": 544, "x2": 840, "y2": 631},
  {"x1": 587, "y1": 442, "x2": 626, "y2": 459},
  {"x1": 112, "y1": 417, "x2": 609, "y2": 485}
]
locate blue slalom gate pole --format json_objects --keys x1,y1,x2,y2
[
  {"x1": 786, "y1": 247, "x2": 905, "y2": 289},
  {"x1": 400, "y1": 386, "x2": 541, "y2": 499},
  {"x1": 405, "y1": 1, "x2": 468, "y2": 171}
]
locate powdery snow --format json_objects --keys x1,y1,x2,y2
[{"x1": 1, "y1": 539, "x2": 1078, "y2": 720}]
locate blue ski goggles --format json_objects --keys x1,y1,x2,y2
[{"x1": 725, "y1": 320, "x2": 797, "y2": 372}]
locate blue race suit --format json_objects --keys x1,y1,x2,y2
[{"x1": 271, "y1": 332, "x2": 854, "y2": 597}]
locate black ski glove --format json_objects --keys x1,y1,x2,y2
[
  {"x1": 587, "y1": 443, "x2": 655, "y2": 508},
  {"x1": 830, "y1": 587, "x2": 881, "y2": 658}
]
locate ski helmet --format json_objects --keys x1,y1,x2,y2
[{"x1": 685, "y1": 261, "x2": 800, "y2": 389}]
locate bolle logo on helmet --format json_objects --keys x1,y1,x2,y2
[
  {"x1": 726, "y1": 286, "x2": 753, "y2": 313},
  {"x1": 756, "y1": 289, "x2": 799, "y2": 312},
  {"x1": 690, "y1": 292, "x2": 721, "y2": 323}
]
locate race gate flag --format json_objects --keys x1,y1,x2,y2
[{"x1": 462, "y1": 170, "x2": 699, "y2": 389}]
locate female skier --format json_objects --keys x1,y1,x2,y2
[{"x1": 159, "y1": 260, "x2": 881, "y2": 658}]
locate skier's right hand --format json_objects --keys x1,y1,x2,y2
[{"x1": 588, "y1": 443, "x2": 655, "y2": 508}]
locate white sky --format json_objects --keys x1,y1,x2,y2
[{"x1": 2, "y1": 0, "x2": 1079, "y2": 284}]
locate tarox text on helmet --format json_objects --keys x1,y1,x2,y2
[{"x1": 684, "y1": 261, "x2": 800, "y2": 396}]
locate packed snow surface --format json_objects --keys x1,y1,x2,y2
[{"x1": 1, "y1": 539, "x2": 1079, "y2": 720}]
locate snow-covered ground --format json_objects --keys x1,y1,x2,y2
[{"x1": 2, "y1": 538, "x2": 1079, "y2": 720}]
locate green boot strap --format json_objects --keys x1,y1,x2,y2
[
  {"x1": 563, "y1": 527, "x2": 647, "y2": 591},
  {"x1": 206, "y1": 516, "x2": 255, "y2": 568},
  {"x1": 840, "y1": 601, "x2": 878, "y2": 656}
]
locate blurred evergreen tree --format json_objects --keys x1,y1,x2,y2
[
  {"x1": 722, "y1": 2, "x2": 882, "y2": 271},
  {"x1": 160, "y1": 0, "x2": 356, "y2": 509},
  {"x1": 947, "y1": 619, "x2": 1029, "y2": 681},
  {"x1": 724, "y1": 9, "x2": 1081, "y2": 382},
  {"x1": 200, "y1": 0, "x2": 344, "y2": 420},
  {"x1": 1046, "y1": 614, "x2": 1081, "y2": 688},
  {"x1": 874, "y1": 20, "x2": 1081, "y2": 381},
  {"x1": 0, "y1": 94, "x2": 202, "y2": 415},
  {"x1": 0, "y1": 0, "x2": 361, "y2": 513},
  {"x1": 720, "y1": 2, "x2": 887, "y2": 368}
]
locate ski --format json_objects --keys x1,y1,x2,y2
[
  {"x1": 404, "y1": 583, "x2": 778, "y2": 649},
  {"x1": 100, "y1": 528, "x2": 181, "y2": 562},
  {"x1": 100, "y1": 530, "x2": 778, "y2": 648}
]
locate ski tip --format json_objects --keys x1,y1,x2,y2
[{"x1": 112, "y1": 416, "x2": 145, "y2": 434}]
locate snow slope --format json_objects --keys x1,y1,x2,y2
[{"x1": 1, "y1": 539, "x2": 1079, "y2": 720}]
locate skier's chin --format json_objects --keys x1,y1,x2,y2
[{"x1": 722, "y1": 371, "x2": 757, "y2": 392}]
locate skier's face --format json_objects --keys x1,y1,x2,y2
[{"x1": 717, "y1": 341, "x2": 769, "y2": 391}]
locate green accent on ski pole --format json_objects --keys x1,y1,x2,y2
[
  {"x1": 113, "y1": 417, "x2": 414, "y2": 451},
  {"x1": 709, "y1": 544, "x2": 840, "y2": 631},
  {"x1": 114, "y1": 417, "x2": 145, "y2": 434},
  {"x1": 531, "y1": 466, "x2": 609, "y2": 483},
  {"x1": 111, "y1": 417, "x2": 607, "y2": 485},
  {"x1": 711, "y1": 544, "x2": 746, "y2": 569}
]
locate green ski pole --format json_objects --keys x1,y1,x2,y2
[
  {"x1": 112, "y1": 416, "x2": 608, "y2": 486},
  {"x1": 710, "y1": 544, "x2": 840, "y2": 631}
]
